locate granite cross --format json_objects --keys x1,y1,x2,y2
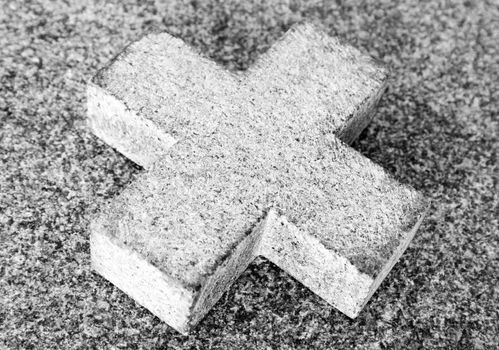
[{"x1": 88, "y1": 23, "x2": 427, "y2": 334}]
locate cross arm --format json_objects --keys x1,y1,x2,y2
[
  {"x1": 245, "y1": 23, "x2": 388, "y2": 144},
  {"x1": 90, "y1": 132, "x2": 427, "y2": 332},
  {"x1": 87, "y1": 23, "x2": 387, "y2": 169}
]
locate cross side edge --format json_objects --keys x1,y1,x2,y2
[{"x1": 91, "y1": 205, "x2": 427, "y2": 334}]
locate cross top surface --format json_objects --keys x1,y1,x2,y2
[{"x1": 88, "y1": 23, "x2": 427, "y2": 334}]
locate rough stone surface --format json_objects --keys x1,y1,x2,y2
[
  {"x1": 1, "y1": 1, "x2": 497, "y2": 348},
  {"x1": 89, "y1": 23, "x2": 426, "y2": 333}
]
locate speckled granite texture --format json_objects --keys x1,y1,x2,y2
[{"x1": 1, "y1": 1, "x2": 498, "y2": 349}]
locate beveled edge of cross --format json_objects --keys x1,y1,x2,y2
[{"x1": 87, "y1": 22, "x2": 428, "y2": 334}]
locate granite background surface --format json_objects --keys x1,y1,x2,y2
[{"x1": 1, "y1": 0, "x2": 497, "y2": 349}]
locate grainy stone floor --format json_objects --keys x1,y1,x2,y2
[{"x1": 1, "y1": 1, "x2": 497, "y2": 349}]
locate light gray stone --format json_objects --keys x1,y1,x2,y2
[{"x1": 88, "y1": 22, "x2": 427, "y2": 334}]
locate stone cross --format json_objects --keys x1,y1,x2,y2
[{"x1": 88, "y1": 23, "x2": 427, "y2": 334}]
